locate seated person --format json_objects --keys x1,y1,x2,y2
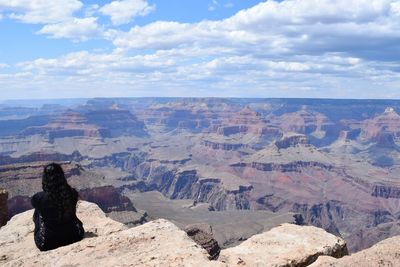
[{"x1": 31, "y1": 163, "x2": 84, "y2": 251}]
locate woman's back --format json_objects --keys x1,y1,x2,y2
[{"x1": 32, "y1": 163, "x2": 84, "y2": 251}]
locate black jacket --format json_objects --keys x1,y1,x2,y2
[{"x1": 31, "y1": 190, "x2": 84, "y2": 251}]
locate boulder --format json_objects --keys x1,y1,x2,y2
[
  {"x1": 310, "y1": 235, "x2": 400, "y2": 266},
  {"x1": 218, "y1": 223, "x2": 348, "y2": 267}
]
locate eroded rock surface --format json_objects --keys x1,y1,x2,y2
[
  {"x1": 310, "y1": 235, "x2": 400, "y2": 266},
  {"x1": 0, "y1": 201, "x2": 222, "y2": 267},
  {"x1": 185, "y1": 223, "x2": 221, "y2": 260},
  {"x1": 219, "y1": 223, "x2": 348, "y2": 267}
]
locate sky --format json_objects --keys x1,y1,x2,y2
[{"x1": 0, "y1": 0, "x2": 399, "y2": 100}]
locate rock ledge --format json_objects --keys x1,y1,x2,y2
[{"x1": 1, "y1": 201, "x2": 351, "y2": 267}]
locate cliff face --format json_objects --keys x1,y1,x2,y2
[
  {"x1": 0, "y1": 201, "x2": 350, "y2": 267},
  {"x1": 0, "y1": 189, "x2": 8, "y2": 227},
  {"x1": 20, "y1": 108, "x2": 147, "y2": 141},
  {"x1": 124, "y1": 166, "x2": 252, "y2": 211},
  {"x1": 5, "y1": 99, "x2": 400, "y2": 255},
  {"x1": 79, "y1": 185, "x2": 137, "y2": 213}
]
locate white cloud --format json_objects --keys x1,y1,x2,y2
[
  {"x1": 0, "y1": 0, "x2": 101, "y2": 41},
  {"x1": 0, "y1": 63, "x2": 9, "y2": 69},
  {"x1": 100, "y1": 0, "x2": 155, "y2": 25},
  {"x1": 228, "y1": 0, "x2": 393, "y2": 27},
  {"x1": 0, "y1": 0, "x2": 83, "y2": 24},
  {"x1": 37, "y1": 17, "x2": 102, "y2": 41},
  {"x1": 17, "y1": 50, "x2": 176, "y2": 76},
  {"x1": 108, "y1": 0, "x2": 400, "y2": 62},
  {"x1": 2, "y1": 0, "x2": 400, "y2": 99},
  {"x1": 5, "y1": 47, "x2": 400, "y2": 99}
]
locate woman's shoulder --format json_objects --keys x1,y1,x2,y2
[{"x1": 31, "y1": 191, "x2": 47, "y2": 208}]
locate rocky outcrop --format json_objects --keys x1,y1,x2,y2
[
  {"x1": 0, "y1": 201, "x2": 221, "y2": 267},
  {"x1": 275, "y1": 133, "x2": 309, "y2": 149},
  {"x1": 372, "y1": 184, "x2": 400, "y2": 199},
  {"x1": 0, "y1": 159, "x2": 81, "y2": 177},
  {"x1": 235, "y1": 161, "x2": 333, "y2": 172},
  {"x1": 0, "y1": 189, "x2": 8, "y2": 227},
  {"x1": 20, "y1": 108, "x2": 147, "y2": 140},
  {"x1": 290, "y1": 201, "x2": 345, "y2": 237},
  {"x1": 219, "y1": 223, "x2": 348, "y2": 267},
  {"x1": 79, "y1": 185, "x2": 137, "y2": 213},
  {"x1": 185, "y1": 223, "x2": 221, "y2": 260},
  {"x1": 124, "y1": 167, "x2": 252, "y2": 211},
  {"x1": 310, "y1": 235, "x2": 400, "y2": 266},
  {"x1": 272, "y1": 109, "x2": 335, "y2": 135},
  {"x1": 374, "y1": 132, "x2": 396, "y2": 147},
  {"x1": 347, "y1": 107, "x2": 400, "y2": 141},
  {"x1": 20, "y1": 111, "x2": 101, "y2": 141},
  {"x1": 0, "y1": 115, "x2": 49, "y2": 137},
  {"x1": 217, "y1": 125, "x2": 249, "y2": 136},
  {"x1": 0, "y1": 201, "x2": 354, "y2": 267},
  {"x1": 203, "y1": 140, "x2": 247, "y2": 151},
  {"x1": 79, "y1": 185, "x2": 149, "y2": 227},
  {"x1": 85, "y1": 108, "x2": 147, "y2": 138}
]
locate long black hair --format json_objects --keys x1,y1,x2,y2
[{"x1": 42, "y1": 163, "x2": 78, "y2": 220}]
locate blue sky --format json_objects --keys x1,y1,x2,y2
[{"x1": 0, "y1": 0, "x2": 399, "y2": 100}]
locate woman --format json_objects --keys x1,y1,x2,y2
[{"x1": 31, "y1": 163, "x2": 84, "y2": 251}]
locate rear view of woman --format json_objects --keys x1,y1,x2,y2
[{"x1": 31, "y1": 163, "x2": 84, "y2": 251}]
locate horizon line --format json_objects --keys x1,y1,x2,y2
[{"x1": 2, "y1": 96, "x2": 400, "y2": 102}]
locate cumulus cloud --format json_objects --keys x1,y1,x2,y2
[
  {"x1": 37, "y1": 18, "x2": 102, "y2": 41},
  {"x1": 14, "y1": 46, "x2": 398, "y2": 97},
  {"x1": 0, "y1": 0, "x2": 83, "y2": 24},
  {"x1": 0, "y1": 0, "x2": 103, "y2": 41},
  {"x1": 0, "y1": 63, "x2": 9, "y2": 69},
  {"x1": 108, "y1": 0, "x2": 400, "y2": 61},
  {"x1": 3, "y1": 0, "x2": 400, "y2": 99},
  {"x1": 100, "y1": 0, "x2": 155, "y2": 25},
  {"x1": 17, "y1": 50, "x2": 176, "y2": 76}
]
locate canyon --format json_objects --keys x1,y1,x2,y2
[{"x1": 2, "y1": 98, "x2": 400, "y2": 253}]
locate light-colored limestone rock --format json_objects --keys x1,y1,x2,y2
[
  {"x1": 218, "y1": 223, "x2": 348, "y2": 267},
  {"x1": 0, "y1": 201, "x2": 222, "y2": 267},
  {"x1": 310, "y1": 235, "x2": 400, "y2": 267}
]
